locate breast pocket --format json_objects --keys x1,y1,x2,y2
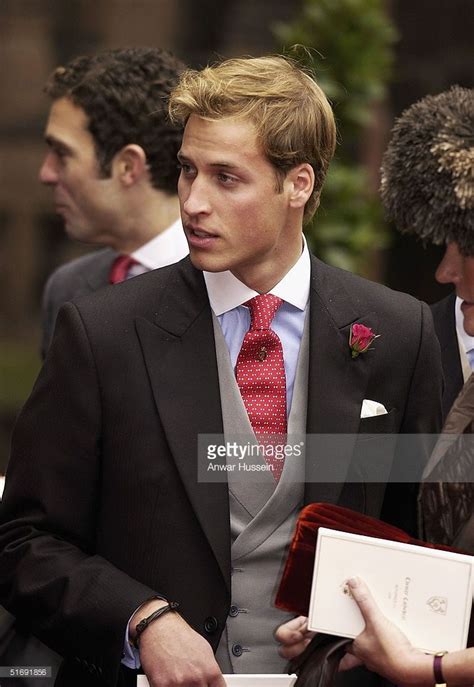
[
  {"x1": 350, "y1": 408, "x2": 399, "y2": 484},
  {"x1": 359, "y1": 406, "x2": 398, "y2": 435}
]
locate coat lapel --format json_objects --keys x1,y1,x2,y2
[
  {"x1": 305, "y1": 256, "x2": 377, "y2": 505},
  {"x1": 135, "y1": 260, "x2": 231, "y2": 589}
]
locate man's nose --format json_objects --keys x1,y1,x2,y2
[
  {"x1": 182, "y1": 177, "x2": 211, "y2": 216},
  {"x1": 435, "y1": 243, "x2": 463, "y2": 285},
  {"x1": 39, "y1": 152, "x2": 58, "y2": 185}
]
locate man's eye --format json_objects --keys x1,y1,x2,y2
[
  {"x1": 53, "y1": 149, "x2": 67, "y2": 162},
  {"x1": 178, "y1": 163, "x2": 194, "y2": 175},
  {"x1": 217, "y1": 173, "x2": 236, "y2": 184}
]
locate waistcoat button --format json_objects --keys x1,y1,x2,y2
[{"x1": 232, "y1": 643, "x2": 243, "y2": 657}]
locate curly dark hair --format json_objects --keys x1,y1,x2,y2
[
  {"x1": 381, "y1": 85, "x2": 474, "y2": 254},
  {"x1": 44, "y1": 47, "x2": 186, "y2": 194}
]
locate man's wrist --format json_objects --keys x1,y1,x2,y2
[
  {"x1": 129, "y1": 597, "x2": 169, "y2": 643},
  {"x1": 133, "y1": 602, "x2": 180, "y2": 648}
]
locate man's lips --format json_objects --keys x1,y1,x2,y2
[
  {"x1": 54, "y1": 202, "x2": 69, "y2": 213},
  {"x1": 185, "y1": 224, "x2": 219, "y2": 246}
]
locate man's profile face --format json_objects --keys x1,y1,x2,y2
[
  {"x1": 436, "y1": 241, "x2": 474, "y2": 335},
  {"x1": 39, "y1": 97, "x2": 119, "y2": 244},
  {"x1": 177, "y1": 114, "x2": 303, "y2": 292}
]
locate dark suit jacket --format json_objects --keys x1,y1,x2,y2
[
  {"x1": 0, "y1": 256, "x2": 442, "y2": 687},
  {"x1": 431, "y1": 292, "x2": 464, "y2": 422},
  {"x1": 41, "y1": 248, "x2": 117, "y2": 359}
]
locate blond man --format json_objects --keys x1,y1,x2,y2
[{"x1": 0, "y1": 55, "x2": 441, "y2": 687}]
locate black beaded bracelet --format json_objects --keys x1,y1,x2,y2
[{"x1": 133, "y1": 601, "x2": 180, "y2": 649}]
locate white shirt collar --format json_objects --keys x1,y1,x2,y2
[
  {"x1": 131, "y1": 218, "x2": 188, "y2": 270},
  {"x1": 455, "y1": 296, "x2": 474, "y2": 353},
  {"x1": 204, "y1": 236, "x2": 310, "y2": 316}
]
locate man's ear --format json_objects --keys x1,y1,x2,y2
[
  {"x1": 112, "y1": 144, "x2": 148, "y2": 187},
  {"x1": 287, "y1": 163, "x2": 315, "y2": 210}
]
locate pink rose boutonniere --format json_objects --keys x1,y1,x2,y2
[{"x1": 349, "y1": 323, "x2": 379, "y2": 359}]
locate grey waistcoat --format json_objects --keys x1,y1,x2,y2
[{"x1": 212, "y1": 311, "x2": 309, "y2": 673}]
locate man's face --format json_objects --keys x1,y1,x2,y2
[
  {"x1": 177, "y1": 114, "x2": 304, "y2": 292},
  {"x1": 436, "y1": 241, "x2": 474, "y2": 335},
  {"x1": 39, "y1": 97, "x2": 119, "y2": 244}
]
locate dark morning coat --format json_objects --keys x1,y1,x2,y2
[{"x1": 0, "y1": 255, "x2": 442, "y2": 686}]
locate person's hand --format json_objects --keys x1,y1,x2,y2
[
  {"x1": 131, "y1": 601, "x2": 225, "y2": 687},
  {"x1": 275, "y1": 615, "x2": 316, "y2": 660},
  {"x1": 339, "y1": 577, "x2": 428, "y2": 685}
]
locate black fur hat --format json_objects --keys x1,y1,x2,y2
[{"x1": 381, "y1": 86, "x2": 474, "y2": 254}]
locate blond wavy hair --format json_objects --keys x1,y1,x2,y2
[{"x1": 169, "y1": 55, "x2": 336, "y2": 222}]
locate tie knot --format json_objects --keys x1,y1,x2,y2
[
  {"x1": 109, "y1": 254, "x2": 139, "y2": 284},
  {"x1": 245, "y1": 294, "x2": 283, "y2": 330}
]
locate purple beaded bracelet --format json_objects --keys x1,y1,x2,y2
[{"x1": 433, "y1": 651, "x2": 447, "y2": 685}]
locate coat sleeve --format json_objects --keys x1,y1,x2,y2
[{"x1": 0, "y1": 303, "x2": 156, "y2": 687}]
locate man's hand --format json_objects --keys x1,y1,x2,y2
[
  {"x1": 131, "y1": 600, "x2": 225, "y2": 686},
  {"x1": 275, "y1": 615, "x2": 316, "y2": 660}
]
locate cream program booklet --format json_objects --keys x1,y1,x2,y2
[{"x1": 308, "y1": 527, "x2": 473, "y2": 653}]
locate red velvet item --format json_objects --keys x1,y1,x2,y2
[{"x1": 275, "y1": 503, "x2": 460, "y2": 617}]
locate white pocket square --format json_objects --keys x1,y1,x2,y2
[{"x1": 360, "y1": 399, "x2": 388, "y2": 418}]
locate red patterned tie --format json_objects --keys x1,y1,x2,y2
[
  {"x1": 109, "y1": 255, "x2": 138, "y2": 284},
  {"x1": 235, "y1": 294, "x2": 287, "y2": 481}
]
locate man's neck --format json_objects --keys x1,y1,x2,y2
[
  {"x1": 230, "y1": 236, "x2": 305, "y2": 294},
  {"x1": 113, "y1": 191, "x2": 180, "y2": 254}
]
